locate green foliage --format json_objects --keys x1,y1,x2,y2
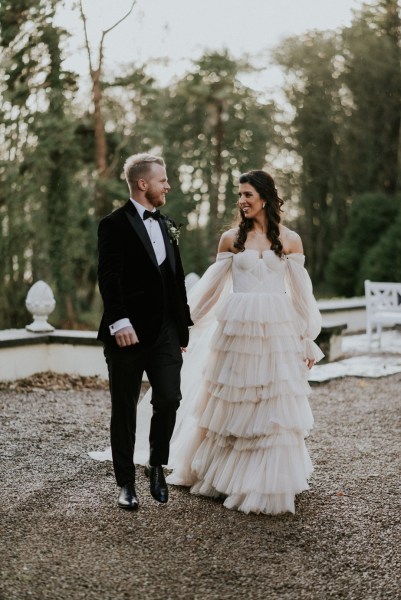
[
  {"x1": 325, "y1": 194, "x2": 400, "y2": 296},
  {"x1": 2, "y1": 1, "x2": 401, "y2": 330},
  {"x1": 341, "y1": 0, "x2": 401, "y2": 195},
  {"x1": 274, "y1": 31, "x2": 348, "y2": 281},
  {"x1": 273, "y1": 0, "x2": 401, "y2": 286},
  {"x1": 357, "y1": 204, "x2": 401, "y2": 290},
  {"x1": 0, "y1": 0, "x2": 92, "y2": 328},
  {"x1": 161, "y1": 50, "x2": 276, "y2": 272}
]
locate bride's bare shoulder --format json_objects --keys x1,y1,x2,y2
[
  {"x1": 280, "y1": 225, "x2": 303, "y2": 254},
  {"x1": 218, "y1": 228, "x2": 238, "y2": 253}
]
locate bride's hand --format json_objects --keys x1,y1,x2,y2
[{"x1": 306, "y1": 358, "x2": 315, "y2": 369}]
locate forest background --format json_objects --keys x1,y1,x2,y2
[{"x1": 1, "y1": 0, "x2": 400, "y2": 329}]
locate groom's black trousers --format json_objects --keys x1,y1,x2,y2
[{"x1": 104, "y1": 317, "x2": 183, "y2": 487}]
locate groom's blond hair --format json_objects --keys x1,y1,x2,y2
[{"x1": 124, "y1": 153, "x2": 165, "y2": 189}]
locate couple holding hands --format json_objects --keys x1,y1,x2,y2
[{"x1": 96, "y1": 152, "x2": 323, "y2": 515}]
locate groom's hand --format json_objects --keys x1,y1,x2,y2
[{"x1": 115, "y1": 326, "x2": 139, "y2": 347}]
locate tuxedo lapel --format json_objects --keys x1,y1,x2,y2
[
  {"x1": 124, "y1": 202, "x2": 159, "y2": 271},
  {"x1": 160, "y1": 216, "x2": 176, "y2": 274}
]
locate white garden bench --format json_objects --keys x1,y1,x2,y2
[{"x1": 364, "y1": 280, "x2": 401, "y2": 349}]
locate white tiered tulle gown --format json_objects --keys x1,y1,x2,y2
[{"x1": 90, "y1": 250, "x2": 324, "y2": 515}]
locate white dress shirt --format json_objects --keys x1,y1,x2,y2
[{"x1": 109, "y1": 198, "x2": 167, "y2": 336}]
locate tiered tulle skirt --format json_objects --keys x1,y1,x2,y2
[{"x1": 169, "y1": 292, "x2": 315, "y2": 515}]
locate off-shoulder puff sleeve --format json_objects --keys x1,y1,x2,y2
[
  {"x1": 188, "y1": 252, "x2": 233, "y2": 325},
  {"x1": 285, "y1": 254, "x2": 324, "y2": 363}
]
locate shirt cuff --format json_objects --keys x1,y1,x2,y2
[{"x1": 109, "y1": 318, "x2": 132, "y2": 335}]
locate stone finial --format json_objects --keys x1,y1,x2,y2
[{"x1": 25, "y1": 281, "x2": 56, "y2": 333}]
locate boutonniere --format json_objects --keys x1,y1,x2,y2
[{"x1": 165, "y1": 218, "x2": 182, "y2": 245}]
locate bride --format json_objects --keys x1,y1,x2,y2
[{"x1": 90, "y1": 170, "x2": 324, "y2": 515}]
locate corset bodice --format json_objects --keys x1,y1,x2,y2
[{"x1": 232, "y1": 249, "x2": 286, "y2": 294}]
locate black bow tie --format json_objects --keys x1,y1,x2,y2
[{"x1": 143, "y1": 209, "x2": 161, "y2": 221}]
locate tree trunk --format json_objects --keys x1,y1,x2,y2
[{"x1": 92, "y1": 67, "x2": 111, "y2": 218}]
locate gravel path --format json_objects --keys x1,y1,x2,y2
[{"x1": 1, "y1": 372, "x2": 400, "y2": 600}]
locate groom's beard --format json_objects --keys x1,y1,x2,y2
[{"x1": 145, "y1": 187, "x2": 166, "y2": 208}]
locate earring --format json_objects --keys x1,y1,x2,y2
[{"x1": 262, "y1": 203, "x2": 266, "y2": 209}]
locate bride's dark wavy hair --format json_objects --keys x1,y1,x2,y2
[{"x1": 234, "y1": 170, "x2": 284, "y2": 257}]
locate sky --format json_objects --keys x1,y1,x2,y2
[{"x1": 58, "y1": 0, "x2": 362, "y2": 93}]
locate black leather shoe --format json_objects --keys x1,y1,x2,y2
[
  {"x1": 144, "y1": 464, "x2": 168, "y2": 503},
  {"x1": 118, "y1": 483, "x2": 139, "y2": 510}
]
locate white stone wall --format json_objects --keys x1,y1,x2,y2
[{"x1": 0, "y1": 342, "x2": 108, "y2": 382}]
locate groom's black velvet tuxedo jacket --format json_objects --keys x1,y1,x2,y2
[{"x1": 97, "y1": 200, "x2": 192, "y2": 348}]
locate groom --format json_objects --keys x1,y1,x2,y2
[{"x1": 97, "y1": 153, "x2": 192, "y2": 510}]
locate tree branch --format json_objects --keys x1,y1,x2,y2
[
  {"x1": 79, "y1": 0, "x2": 93, "y2": 74},
  {"x1": 98, "y1": 0, "x2": 137, "y2": 76},
  {"x1": 103, "y1": 0, "x2": 137, "y2": 36}
]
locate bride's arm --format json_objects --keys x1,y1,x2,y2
[
  {"x1": 188, "y1": 232, "x2": 235, "y2": 324},
  {"x1": 284, "y1": 233, "x2": 324, "y2": 365}
]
